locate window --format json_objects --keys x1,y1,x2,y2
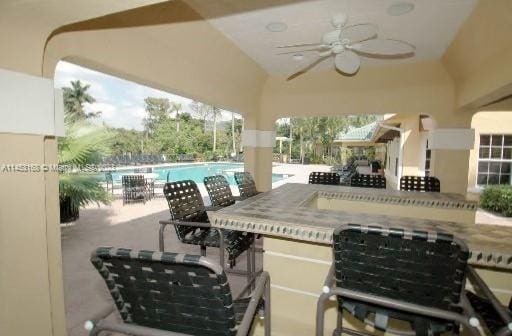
[
  {"x1": 424, "y1": 140, "x2": 431, "y2": 177},
  {"x1": 477, "y1": 134, "x2": 512, "y2": 186}
]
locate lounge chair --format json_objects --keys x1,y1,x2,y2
[
  {"x1": 85, "y1": 247, "x2": 271, "y2": 336},
  {"x1": 400, "y1": 175, "x2": 441, "y2": 192},
  {"x1": 316, "y1": 224, "x2": 503, "y2": 336},
  {"x1": 178, "y1": 154, "x2": 195, "y2": 162},
  {"x1": 308, "y1": 172, "x2": 341, "y2": 185},
  {"x1": 160, "y1": 180, "x2": 255, "y2": 273},
  {"x1": 350, "y1": 173, "x2": 386, "y2": 189},
  {"x1": 121, "y1": 175, "x2": 147, "y2": 205}
]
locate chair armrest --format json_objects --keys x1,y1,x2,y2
[
  {"x1": 316, "y1": 286, "x2": 482, "y2": 336},
  {"x1": 159, "y1": 219, "x2": 211, "y2": 228},
  {"x1": 467, "y1": 266, "x2": 512, "y2": 332},
  {"x1": 237, "y1": 271, "x2": 271, "y2": 336},
  {"x1": 322, "y1": 263, "x2": 335, "y2": 294},
  {"x1": 84, "y1": 304, "x2": 115, "y2": 331},
  {"x1": 87, "y1": 319, "x2": 190, "y2": 336},
  {"x1": 158, "y1": 219, "x2": 212, "y2": 252}
]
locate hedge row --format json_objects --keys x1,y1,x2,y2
[{"x1": 480, "y1": 185, "x2": 512, "y2": 217}]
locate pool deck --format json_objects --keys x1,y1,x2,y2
[{"x1": 61, "y1": 163, "x2": 512, "y2": 335}]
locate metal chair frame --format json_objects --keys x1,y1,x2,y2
[{"x1": 315, "y1": 224, "x2": 507, "y2": 336}]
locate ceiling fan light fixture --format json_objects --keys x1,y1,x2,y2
[
  {"x1": 266, "y1": 21, "x2": 287, "y2": 32},
  {"x1": 387, "y1": 2, "x2": 415, "y2": 16}
]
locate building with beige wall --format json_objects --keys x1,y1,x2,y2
[
  {"x1": 1, "y1": 1, "x2": 512, "y2": 335},
  {"x1": 360, "y1": 111, "x2": 512, "y2": 191}
]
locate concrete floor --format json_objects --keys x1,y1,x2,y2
[
  {"x1": 61, "y1": 163, "x2": 512, "y2": 335},
  {"x1": 61, "y1": 198, "x2": 265, "y2": 336},
  {"x1": 61, "y1": 163, "x2": 328, "y2": 336}
]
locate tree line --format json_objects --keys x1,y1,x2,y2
[{"x1": 275, "y1": 115, "x2": 378, "y2": 164}]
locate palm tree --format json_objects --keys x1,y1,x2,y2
[
  {"x1": 231, "y1": 112, "x2": 236, "y2": 155},
  {"x1": 211, "y1": 106, "x2": 221, "y2": 153},
  {"x1": 171, "y1": 102, "x2": 183, "y2": 132},
  {"x1": 292, "y1": 118, "x2": 307, "y2": 164},
  {"x1": 288, "y1": 118, "x2": 293, "y2": 161},
  {"x1": 62, "y1": 80, "x2": 100, "y2": 122}
]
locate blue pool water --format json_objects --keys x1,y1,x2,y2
[{"x1": 105, "y1": 163, "x2": 289, "y2": 185}]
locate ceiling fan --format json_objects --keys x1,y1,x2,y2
[{"x1": 277, "y1": 13, "x2": 416, "y2": 80}]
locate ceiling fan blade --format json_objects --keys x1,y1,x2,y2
[
  {"x1": 334, "y1": 50, "x2": 360, "y2": 75},
  {"x1": 339, "y1": 23, "x2": 377, "y2": 43},
  {"x1": 287, "y1": 55, "x2": 330, "y2": 81},
  {"x1": 276, "y1": 46, "x2": 328, "y2": 55},
  {"x1": 351, "y1": 38, "x2": 415, "y2": 56},
  {"x1": 277, "y1": 42, "x2": 325, "y2": 48}
]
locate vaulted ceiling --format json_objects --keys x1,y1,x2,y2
[{"x1": 187, "y1": 0, "x2": 478, "y2": 74}]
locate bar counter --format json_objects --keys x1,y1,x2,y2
[{"x1": 208, "y1": 184, "x2": 512, "y2": 335}]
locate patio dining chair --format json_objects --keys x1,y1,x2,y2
[
  {"x1": 160, "y1": 180, "x2": 255, "y2": 275},
  {"x1": 122, "y1": 175, "x2": 147, "y2": 205},
  {"x1": 85, "y1": 247, "x2": 271, "y2": 336},
  {"x1": 204, "y1": 175, "x2": 239, "y2": 207},
  {"x1": 308, "y1": 172, "x2": 341, "y2": 185},
  {"x1": 234, "y1": 172, "x2": 260, "y2": 198},
  {"x1": 316, "y1": 224, "x2": 483, "y2": 336},
  {"x1": 350, "y1": 173, "x2": 386, "y2": 189},
  {"x1": 400, "y1": 175, "x2": 441, "y2": 192}
]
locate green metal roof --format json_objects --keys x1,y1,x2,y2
[{"x1": 337, "y1": 121, "x2": 379, "y2": 141}]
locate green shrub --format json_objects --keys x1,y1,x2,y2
[{"x1": 480, "y1": 185, "x2": 512, "y2": 217}]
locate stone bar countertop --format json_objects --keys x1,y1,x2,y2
[{"x1": 208, "y1": 183, "x2": 512, "y2": 270}]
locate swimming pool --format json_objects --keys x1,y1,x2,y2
[{"x1": 105, "y1": 163, "x2": 290, "y2": 185}]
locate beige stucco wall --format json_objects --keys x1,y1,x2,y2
[
  {"x1": 260, "y1": 61, "x2": 455, "y2": 120},
  {"x1": 442, "y1": 0, "x2": 512, "y2": 111},
  {"x1": 0, "y1": 134, "x2": 65, "y2": 336},
  {"x1": 467, "y1": 111, "x2": 512, "y2": 191}
]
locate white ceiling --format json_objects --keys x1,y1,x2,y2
[{"x1": 189, "y1": 0, "x2": 478, "y2": 75}]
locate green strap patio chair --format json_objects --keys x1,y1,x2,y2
[
  {"x1": 122, "y1": 175, "x2": 147, "y2": 205},
  {"x1": 400, "y1": 175, "x2": 441, "y2": 192},
  {"x1": 350, "y1": 173, "x2": 386, "y2": 189},
  {"x1": 86, "y1": 247, "x2": 270, "y2": 336},
  {"x1": 308, "y1": 172, "x2": 341, "y2": 185},
  {"x1": 317, "y1": 224, "x2": 488, "y2": 336},
  {"x1": 160, "y1": 180, "x2": 254, "y2": 273},
  {"x1": 234, "y1": 172, "x2": 260, "y2": 198},
  {"x1": 204, "y1": 175, "x2": 240, "y2": 207}
]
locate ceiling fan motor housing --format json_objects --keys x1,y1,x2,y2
[{"x1": 322, "y1": 30, "x2": 342, "y2": 45}]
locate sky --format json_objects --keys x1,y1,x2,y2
[{"x1": 54, "y1": 61, "x2": 239, "y2": 131}]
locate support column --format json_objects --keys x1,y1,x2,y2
[
  {"x1": 430, "y1": 114, "x2": 474, "y2": 195},
  {"x1": 0, "y1": 68, "x2": 66, "y2": 336},
  {"x1": 242, "y1": 115, "x2": 275, "y2": 192}
]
